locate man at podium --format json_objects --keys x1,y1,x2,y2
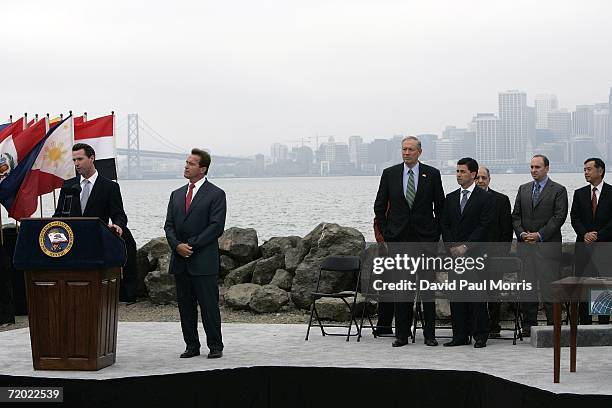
[{"x1": 53, "y1": 143, "x2": 127, "y2": 234}]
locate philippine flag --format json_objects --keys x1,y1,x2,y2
[
  {"x1": 9, "y1": 116, "x2": 74, "y2": 220},
  {"x1": 74, "y1": 114, "x2": 116, "y2": 180}
]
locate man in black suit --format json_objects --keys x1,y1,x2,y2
[
  {"x1": 54, "y1": 143, "x2": 127, "y2": 233},
  {"x1": 374, "y1": 136, "x2": 445, "y2": 347},
  {"x1": 164, "y1": 148, "x2": 227, "y2": 359},
  {"x1": 570, "y1": 157, "x2": 612, "y2": 325},
  {"x1": 476, "y1": 165, "x2": 513, "y2": 338},
  {"x1": 441, "y1": 158, "x2": 495, "y2": 348},
  {"x1": 53, "y1": 143, "x2": 138, "y2": 303}
]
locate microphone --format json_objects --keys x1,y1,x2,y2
[{"x1": 60, "y1": 184, "x2": 82, "y2": 217}]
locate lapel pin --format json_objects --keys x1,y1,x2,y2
[{"x1": 422, "y1": 174, "x2": 427, "y2": 178}]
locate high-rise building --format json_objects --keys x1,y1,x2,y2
[
  {"x1": 499, "y1": 90, "x2": 529, "y2": 163},
  {"x1": 348, "y1": 135, "x2": 363, "y2": 166},
  {"x1": 593, "y1": 103, "x2": 609, "y2": 145},
  {"x1": 547, "y1": 109, "x2": 572, "y2": 143},
  {"x1": 270, "y1": 143, "x2": 289, "y2": 163},
  {"x1": 572, "y1": 105, "x2": 594, "y2": 138},
  {"x1": 534, "y1": 94, "x2": 559, "y2": 129},
  {"x1": 416, "y1": 133, "x2": 437, "y2": 160},
  {"x1": 473, "y1": 113, "x2": 501, "y2": 164}
]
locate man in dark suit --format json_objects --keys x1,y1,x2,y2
[
  {"x1": 512, "y1": 155, "x2": 568, "y2": 336},
  {"x1": 164, "y1": 148, "x2": 227, "y2": 359},
  {"x1": 54, "y1": 143, "x2": 127, "y2": 232},
  {"x1": 374, "y1": 136, "x2": 445, "y2": 347},
  {"x1": 53, "y1": 143, "x2": 138, "y2": 303},
  {"x1": 476, "y1": 165, "x2": 513, "y2": 338},
  {"x1": 570, "y1": 157, "x2": 612, "y2": 325},
  {"x1": 441, "y1": 158, "x2": 495, "y2": 348}
]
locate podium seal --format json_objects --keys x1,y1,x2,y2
[{"x1": 39, "y1": 221, "x2": 74, "y2": 258}]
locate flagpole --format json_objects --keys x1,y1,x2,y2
[{"x1": 112, "y1": 111, "x2": 118, "y2": 181}]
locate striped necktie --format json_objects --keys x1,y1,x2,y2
[{"x1": 405, "y1": 169, "x2": 415, "y2": 208}]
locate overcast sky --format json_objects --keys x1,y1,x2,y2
[{"x1": 1, "y1": 0, "x2": 611, "y2": 156}]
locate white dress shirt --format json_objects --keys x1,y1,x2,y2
[
  {"x1": 79, "y1": 171, "x2": 98, "y2": 202},
  {"x1": 186, "y1": 177, "x2": 206, "y2": 198},
  {"x1": 459, "y1": 182, "x2": 476, "y2": 206}
]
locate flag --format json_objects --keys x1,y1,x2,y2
[
  {"x1": 0, "y1": 123, "x2": 9, "y2": 132},
  {"x1": 74, "y1": 114, "x2": 116, "y2": 180},
  {"x1": 0, "y1": 117, "x2": 45, "y2": 186},
  {"x1": 9, "y1": 117, "x2": 74, "y2": 220},
  {"x1": 0, "y1": 134, "x2": 49, "y2": 215},
  {"x1": 74, "y1": 116, "x2": 85, "y2": 125}
]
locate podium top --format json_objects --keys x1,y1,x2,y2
[{"x1": 13, "y1": 217, "x2": 127, "y2": 270}]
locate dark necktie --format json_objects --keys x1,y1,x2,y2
[
  {"x1": 532, "y1": 182, "x2": 541, "y2": 206},
  {"x1": 185, "y1": 183, "x2": 195, "y2": 213},
  {"x1": 592, "y1": 186, "x2": 598, "y2": 218}
]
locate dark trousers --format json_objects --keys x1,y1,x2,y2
[
  {"x1": 175, "y1": 273, "x2": 223, "y2": 352},
  {"x1": 450, "y1": 301, "x2": 489, "y2": 341},
  {"x1": 395, "y1": 300, "x2": 436, "y2": 340},
  {"x1": 376, "y1": 302, "x2": 394, "y2": 330},
  {"x1": 488, "y1": 302, "x2": 501, "y2": 333},
  {"x1": 521, "y1": 254, "x2": 560, "y2": 327}
]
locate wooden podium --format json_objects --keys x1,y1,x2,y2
[{"x1": 13, "y1": 218, "x2": 127, "y2": 371}]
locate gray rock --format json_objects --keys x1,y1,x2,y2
[
  {"x1": 252, "y1": 254, "x2": 285, "y2": 285},
  {"x1": 313, "y1": 294, "x2": 372, "y2": 321},
  {"x1": 218, "y1": 227, "x2": 260, "y2": 263},
  {"x1": 224, "y1": 283, "x2": 261, "y2": 310},
  {"x1": 144, "y1": 255, "x2": 176, "y2": 304},
  {"x1": 219, "y1": 255, "x2": 236, "y2": 280},
  {"x1": 260, "y1": 236, "x2": 300, "y2": 259},
  {"x1": 291, "y1": 223, "x2": 366, "y2": 309},
  {"x1": 270, "y1": 269, "x2": 293, "y2": 291},
  {"x1": 136, "y1": 237, "x2": 171, "y2": 298},
  {"x1": 249, "y1": 285, "x2": 290, "y2": 313},
  {"x1": 224, "y1": 259, "x2": 258, "y2": 287}
]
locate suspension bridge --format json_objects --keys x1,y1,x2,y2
[{"x1": 116, "y1": 114, "x2": 250, "y2": 179}]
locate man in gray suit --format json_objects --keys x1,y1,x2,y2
[
  {"x1": 512, "y1": 154, "x2": 568, "y2": 336},
  {"x1": 164, "y1": 148, "x2": 227, "y2": 358}
]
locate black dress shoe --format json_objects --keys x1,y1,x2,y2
[
  {"x1": 392, "y1": 338, "x2": 409, "y2": 347},
  {"x1": 443, "y1": 338, "x2": 470, "y2": 347},
  {"x1": 207, "y1": 350, "x2": 223, "y2": 359},
  {"x1": 424, "y1": 338, "x2": 438, "y2": 346},
  {"x1": 180, "y1": 349, "x2": 200, "y2": 358},
  {"x1": 473, "y1": 339, "x2": 487, "y2": 348}
]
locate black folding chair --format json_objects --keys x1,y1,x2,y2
[
  {"x1": 485, "y1": 256, "x2": 525, "y2": 345},
  {"x1": 305, "y1": 255, "x2": 369, "y2": 342}
]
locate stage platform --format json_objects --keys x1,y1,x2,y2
[{"x1": 1, "y1": 322, "x2": 611, "y2": 407}]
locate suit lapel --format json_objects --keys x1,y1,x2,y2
[
  {"x1": 412, "y1": 163, "x2": 427, "y2": 206},
  {"x1": 397, "y1": 165, "x2": 410, "y2": 209},
  {"x1": 185, "y1": 180, "x2": 209, "y2": 219},
  {"x1": 460, "y1": 187, "x2": 477, "y2": 220},
  {"x1": 83, "y1": 178, "x2": 102, "y2": 215}
]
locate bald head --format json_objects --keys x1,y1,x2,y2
[{"x1": 476, "y1": 166, "x2": 490, "y2": 190}]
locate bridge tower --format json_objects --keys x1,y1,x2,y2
[{"x1": 127, "y1": 113, "x2": 142, "y2": 179}]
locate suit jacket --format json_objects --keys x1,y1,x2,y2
[
  {"x1": 571, "y1": 182, "x2": 612, "y2": 242},
  {"x1": 441, "y1": 185, "x2": 495, "y2": 250},
  {"x1": 374, "y1": 162, "x2": 445, "y2": 242},
  {"x1": 487, "y1": 188, "x2": 513, "y2": 255},
  {"x1": 164, "y1": 179, "x2": 227, "y2": 276},
  {"x1": 53, "y1": 175, "x2": 128, "y2": 229},
  {"x1": 511, "y1": 178, "x2": 568, "y2": 243}
]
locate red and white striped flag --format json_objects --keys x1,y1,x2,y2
[{"x1": 74, "y1": 113, "x2": 116, "y2": 180}]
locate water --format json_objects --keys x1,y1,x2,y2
[{"x1": 1, "y1": 173, "x2": 590, "y2": 247}]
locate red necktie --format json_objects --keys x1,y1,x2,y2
[
  {"x1": 185, "y1": 183, "x2": 195, "y2": 213},
  {"x1": 592, "y1": 186, "x2": 598, "y2": 218}
]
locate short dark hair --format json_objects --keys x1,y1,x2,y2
[
  {"x1": 457, "y1": 157, "x2": 479, "y2": 174},
  {"x1": 72, "y1": 143, "x2": 95, "y2": 158},
  {"x1": 532, "y1": 154, "x2": 550, "y2": 167},
  {"x1": 191, "y1": 148, "x2": 211, "y2": 173},
  {"x1": 585, "y1": 157, "x2": 606, "y2": 177}
]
